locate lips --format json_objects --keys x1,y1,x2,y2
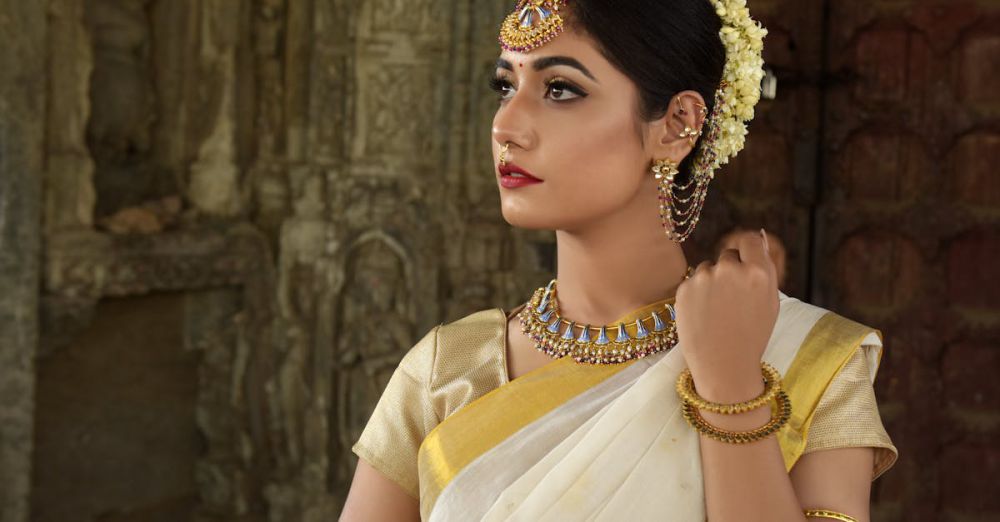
[{"x1": 499, "y1": 163, "x2": 542, "y2": 181}]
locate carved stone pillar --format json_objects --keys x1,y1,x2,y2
[{"x1": 0, "y1": 3, "x2": 46, "y2": 522}]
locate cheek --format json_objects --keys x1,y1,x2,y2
[
  {"x1": 546, "y1": 106, "x2": 645, "y2": 200},
  {"x1": 500, "y1": 106, "x2": 648, "y2": 230},
  {"x1": 559, "y1": 112, "x2": 640, "y2": 175}
]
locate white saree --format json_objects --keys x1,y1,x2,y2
[{"x1": 416, "y1": 293, "x2": 887, "y2": 521}]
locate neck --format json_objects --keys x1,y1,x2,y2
[{"x1": 553, "y1": 185, "x2": 689, "y2": 326}]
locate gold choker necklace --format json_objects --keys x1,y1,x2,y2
[{"x1": 517, "y1": 278, "x2": 685, "y2": 365}]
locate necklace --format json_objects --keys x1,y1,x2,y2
[{"x1": 516, "y1": 274, "x2": 689, "y2": 365}]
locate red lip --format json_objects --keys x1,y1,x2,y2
[{"x1": 498, "y1": 163, "x2": 542, "y2": 181}]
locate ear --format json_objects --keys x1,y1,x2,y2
[{"x1": 647, "y1": 90, "x2": 708, "y2": 163}]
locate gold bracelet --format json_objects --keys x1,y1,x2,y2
[
  {"x1": 680, "y1": 388, "x2": 791, "y2": 444},
  {"x1": 676, "y1": 362, "x2": 782, "y2": 415},
  {"x1": 803, "y1": 509, "x2": 858, "y2": 522}
]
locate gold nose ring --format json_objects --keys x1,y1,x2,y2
[{"x1": 499, "y1": 143, "x2": 510, "y2": 166}]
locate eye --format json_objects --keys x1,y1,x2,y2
[
  {"x1": 488, "y1": 76, "x2": 515, "y2": 101},
  {"x1": 545, "y1": 79, "x2": 586, "y2": 102}
]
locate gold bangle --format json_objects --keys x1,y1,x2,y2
[
  {"x1": 803, "y1": 509, "x2": 858, "y2": 522},
  {"x1": 680, "y1": 388, "x2": 791, "y2": 444},
  {"x1": 676, "y1": 362, "x2": 782, "y2": 414}
]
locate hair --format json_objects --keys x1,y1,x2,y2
[{"x1": 565, "y1": 0, "x2": 727, "y2": 178}]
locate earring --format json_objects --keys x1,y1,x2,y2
[
  {"x1": 679, "y1": 126, "x2": 703, "y2": 147},
  {"x1": 679, "y1": 126, "x2": 702, "y2": 139},
  {"x1": 653, "y1": 158, "x2": 682, "y2": 241},
  {"x1": 653, "y1": 157, "x2": 709, "y2": 243},
  {"x1": 652, "y1": 158, "x2": 679, "y2": 181}
]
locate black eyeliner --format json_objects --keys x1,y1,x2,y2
[{"x1": 545, "y1": 78, "x2": 588, "y2": 98}]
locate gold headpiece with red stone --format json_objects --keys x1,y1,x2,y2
[{"x1": 499, "y1": 0, "x2": 569, "y2": 53}]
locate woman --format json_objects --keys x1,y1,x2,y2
[{"x1": 342, "y1": 1, "x2": 897, "y2": 520}]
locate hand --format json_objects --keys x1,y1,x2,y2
[{"x1": 674, "y1": 229, "x2": 780, "y2": 402}]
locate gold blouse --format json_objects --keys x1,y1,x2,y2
[{"x1": 351, "y1": 306, "x2": 898, "y2": 498}]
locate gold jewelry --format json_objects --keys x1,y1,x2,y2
[
  {"x1": 679, "y1": 126, "x2": 702, "y2": 140},
  {"x1": 499, "y1": 142, "x2": 510, "y2": 167},
  {"x1": 803, "y1": 509, "x2": 858, "y2": 522},
  {"x1": 676, "y1": 362, "x2": 782, "y2": 415},
  {"x1": 681, "y1": 387, "x2": 791, "y2": 444},
  {"x1": 664, "y1": 0, "x2": 768, "y2": 244},
  {"x1": 516, "y1": 272, "x2": 692, "y2": 365},
  {"x1": 499, "y1": 0, "x2": 568, "y2": 53},
  {"x1": 653, "y1": 157, "x2": 704, "y2": 242},
  {"x1": 496, "y1": 2, "x2": 768, "y2": 244}
]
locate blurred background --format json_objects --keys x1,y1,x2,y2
[{"x1": 1, "y1": 0, "x2": 998, "y2": 521}]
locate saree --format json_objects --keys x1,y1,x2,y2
[{"x1": 413, "y1": 293, "x2": 893, "y2": 521}]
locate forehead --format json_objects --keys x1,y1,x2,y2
[{"x1": 497, "y1": 26, "x2": 605, "y2": 71}]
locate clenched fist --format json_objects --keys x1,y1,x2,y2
[{"x1": 674, "y1": 229, "x2": 780, "y2": 403}]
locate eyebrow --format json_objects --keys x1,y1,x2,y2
[{"x1": 496, "y1": 56, "x2": 599, "y2": 83}]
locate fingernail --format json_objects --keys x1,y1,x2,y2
[{"x1": 760, "y1": 228, "x2": 770, "y2": 253}]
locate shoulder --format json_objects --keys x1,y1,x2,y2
[
  {"x1": 427, "y1": 307, "x2": 509, "y2": 418},
  {"x1": 399, "y1": 308, "x2": 508, "y2": 380},
  {"x1": 438, "y1": 307, "x2": 508, "y2": 337},
  {"x1": 434, "y1": 307, "x2": 508, "y2": 375}
]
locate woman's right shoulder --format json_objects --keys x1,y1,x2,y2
[
  {"x1": 403, "y1": 307, "x2": 509, "y2": 418},
  {"x1": 404, "y1": 307, "x2": 508, "y2": 357}
]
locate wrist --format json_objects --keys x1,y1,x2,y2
[
  {"x1": 698, "y1": 403, "x2": 772, "y2": 432},
  {"x1": 688, "y1": 364, "x2": 765, "y2": 404}
]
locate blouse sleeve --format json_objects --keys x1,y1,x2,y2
[
  {"x1": 803, "y1": 345, "x2": 899, "y2": 480},
  {"x1": 351, "y1": 325, "x2": 441, "y2": 498}
]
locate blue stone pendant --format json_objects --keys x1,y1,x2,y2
[
  {"x1": 651, "y1": 311, "x2": 667, "y2": 332},
  {"x1": 635, "y1": 318, "x2": 650, "y2": 339},
  {"x1": 615, "y1": 323, "x2": 630, "y2": 342},
  {"x1": 596, "y1": 325, "x2": 610, "y2": 345}
]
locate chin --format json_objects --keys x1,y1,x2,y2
[{"x1": 499, "y1": 205, "x2": 556, "y2": 231}]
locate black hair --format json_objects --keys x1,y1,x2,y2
[{"x1": 566, "y1": 0, "x2": 726, "y2": 177}]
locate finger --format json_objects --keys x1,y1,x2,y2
[
  {"x1": 717, "y1": 248, "x2": 741, "y2": 265},
  {"x1": 736, "y1": 229, "x2": 770, "y2": 267}
]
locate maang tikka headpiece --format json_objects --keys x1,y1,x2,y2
[
  {"x1": 497, "y1": 0, "x2": 769, "y2": 243},
  {"x1": 499, "y1": 0, "x2": 569, "y2": 53}
]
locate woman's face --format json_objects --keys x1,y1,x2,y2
[{"x1": 491, "y1": 25, "x2": 658, "y2": 233}]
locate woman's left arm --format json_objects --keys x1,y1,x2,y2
[
  {"x1": 675, "y1": 230, "x2": 872, "y2": 522},
  {"x1": 694, "y1": 399, "x2": 874, "y2": 521}
]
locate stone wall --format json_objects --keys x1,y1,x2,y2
[
  {"x1": 0, "y1": 2, "x2": 45, "y2": 522},
  {"x1": 10, "y1": 0, "x2": 550, "y2": 521}
]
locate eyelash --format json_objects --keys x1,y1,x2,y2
[{"x1": 488, "y1": 75, "x2": 587, "y2": 103}]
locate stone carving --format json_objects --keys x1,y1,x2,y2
[
  {"x1": 17, "y1": 1, "x2": 550, "y2": 521},
  {"x1": 334, "y1": 233, "x2": 415, "y2": 492},
  {"x1": 46, "y1": 0, "x2": 96, "y2": 231},
  {"x1": 187, "y1": 0, "x2": 246, "y2": 218},
  {"x1": 1, "y1": 2, "x2": 45, "y2": 521}
]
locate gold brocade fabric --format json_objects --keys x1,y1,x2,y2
[
  {"x1": 351, "y1": 308, "x2": 508, "y2": 498},
  {"x1": 803, "y1": 346, "x2": 898, "y2": 479},
  {"x1": 351, "y1": 301, "x2": 897, "y2": 499}
]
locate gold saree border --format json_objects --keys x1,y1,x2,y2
[
  {"x1": 418, "y1": 355, "x2": 635, "y2": 513},
  {"x1": 416, "y1": 296, "x2": 675, "y2": 514},
  {"x1": 776, "y1": 311, "x2": 880, "y2": 470}
]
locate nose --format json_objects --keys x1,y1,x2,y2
[{"x1": 491, "y1": 89, "x2": 537, "y2": 153}]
